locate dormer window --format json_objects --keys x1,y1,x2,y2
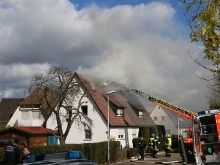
[
  {"x1": 81, "y1": 105, "x2": 88, "y2": 116},
  {"x1": 20, "y1": 105, "x2": 41, "y2": 120},
  {"x1": 139, "y1": 111, "x2": 143, "y2": 118},
  {"x1": 117, "y1": 109, "x2": 123, "y2": 117}
]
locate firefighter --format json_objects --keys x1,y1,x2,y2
[
  {"x1": 138, "y1": 136, "x2": 147, "y2": 160},
  {"x1": 149, "y1": 134, "x2": 155, "y2": 157},
  {"x1": 179, "y1": 138, "x2": 186, "y2": 165},
  {"x1": 152, "y1": 136, "x2": 159, "y2": 158},
  {"x1": 165, "y1": 134, "x2": 172, "y2": 157},
  {"x1": 162, "y1": 134, "x2": 168, "y2": 156}
]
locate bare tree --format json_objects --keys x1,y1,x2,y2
[
  {"x1": 29, "y1": 66, "x2": 93, "y2": 144},
  {"x1": 207, "y1": 74, "x2": 220, "y2": 109}
]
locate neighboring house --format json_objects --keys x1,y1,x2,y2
[
  {"x1": 150, "y1": 105, "x2": 191, "y2": 135},
  {"x1": 0, "y1": 126, "x2": 58, "y2": 147},
  {"x1": 6, "y1": 72, "x2": 155, "y2": 148},
  {"x1": 0, "y1": 98, "x2": 24, "y2": 129},
  {"x1": 7, "y1": 90, "x2": 50, "y2": 128}
]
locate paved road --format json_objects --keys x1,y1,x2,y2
[{"x1": 111, "y1": 152, "x2": 195, "y2": 165}]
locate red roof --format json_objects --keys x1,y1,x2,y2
[
  {"x1": 76, "y1": 73, "x2": 155, "y2": 126},
  {"x1": 0, "y1": 127, "x2": 57, "y2": 135},
  {"x1": 76, "y1": 73, "x2": 135, "y2": 127}
]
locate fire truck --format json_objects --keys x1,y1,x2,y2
[{"x1": 181, "y1": 109, "x2": 220, "y2": 165}]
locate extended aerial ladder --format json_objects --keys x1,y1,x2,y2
[{"x1": 110, "y1": 81, "x2": 198, "y2": 120}]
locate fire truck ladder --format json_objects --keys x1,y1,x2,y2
[{"x1": 110, "y1": 81, "x2": 198, "y2": 120}]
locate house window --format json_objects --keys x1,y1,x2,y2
[
  {"x1": 132, "y1": 133, "x2": 137, "y2": 138},
  {"x1": 118, "y1": 135, "x2": 124, "y2": 139},
  {"x1": 117, "y1": 109, "x2": 123, "y2": 117},
  {"x1": 139, "y1": 111, "x2": 143, "y2": 118},
  {"x1": 32, "y1": 110, "x2": 40, "y2": 119},
  {"x1": 21, "y1": 111, "x2": 29, "y2": 120},
  {"x1": 20, "y1": 109, "x2": 41, "y2": 120},
  {"x1": 166, "y1": 129, "x2": 170, "y2": 134},
  {"x1": 118, "y1": 129, "x2": 124, "y2": 139},
  {"x1": 153, "y1": 116, "x2": 158, "y2": 121},
  {"x1": 81, "y1": 106, "x2": 88, "y2": 115},
  {"x1": 85, "y1": 130, "x2": 91, "y2": 139},
  {"x1": 161, "y1": 116, "x2": 165, "y2": 121}
]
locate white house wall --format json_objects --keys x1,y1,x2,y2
[
  {"x1": 46, "y1": 93, "x2": 108, "y2": 145},
  {"x1": 150, "y1": 105, "x2": 177, "y2": 135},
  {"x1": 67, "y1": 100, "x2": 108, "y2": 144},
  {"x1": 7, "y1": 107, "x2": 20, "y2": 128},
  {"x1": 110, "y1": 127, "x2": 139, "y2": 148}
]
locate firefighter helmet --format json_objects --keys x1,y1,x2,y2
[
  {"x1": 155, "y1": 136, "x2": 159, "y2": 139},
  {"x1": 166, "y1": 134, "x2": 170, "y2": 138},
  {"x1": 151, "y1": 134, "x2": 155, "y2": 138}
]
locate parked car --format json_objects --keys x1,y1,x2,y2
[{"x1": 18, "y1": 151, "x2": 98, "y2": 165}]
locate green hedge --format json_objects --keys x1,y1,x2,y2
[
  {"x1": 138, "y1": 126, "x2": 149, "y2": 144},
  {"x1": 0, "y1": 141, "x2": 120, "y2": 165},
  {"x1": 138, "y1": 125, "x2": 165, "y2": 144},
  {"x1": 133, "y1": 125, "x2": 166, "y2": 151}
]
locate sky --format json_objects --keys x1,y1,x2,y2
[{"x1": 0, "y1": 0, "x2": 213, "y2": 113}]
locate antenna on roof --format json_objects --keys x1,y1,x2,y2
[{"x1": 23, "y1": 90, "x2": 26, "y2": 98}]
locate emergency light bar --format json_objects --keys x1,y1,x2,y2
[
  {"x1": 198, "y1": 109, "x2": 220, "y2": 116},
  {"x1": 66, "y1": 151, "x2": 85, "y2": 159}
]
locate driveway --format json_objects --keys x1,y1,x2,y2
[{"x1": 111, "y1": 152, "x2": 195, "y2": 165}]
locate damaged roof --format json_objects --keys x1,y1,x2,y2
[{"x1": 76, "y1": 73, "x2": 155, "y2": 127}]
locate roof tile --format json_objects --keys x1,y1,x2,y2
[
  {"x1": 76, "y1": 73, "x2": 155, "y2": 127},
  {"x1": 0, "y1": 98, "x2": 24, "y2": 124}
]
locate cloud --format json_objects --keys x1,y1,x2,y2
[
  {"x1": 0, "y1": 63, "x2": 50, "y2": 98},
  {"x1": 0, "y1": 0, "x2": 211, "y2": 111}
]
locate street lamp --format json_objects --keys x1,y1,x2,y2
[{"x1": 107, "y1": 90, "x2": 115, "y2": 163}]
